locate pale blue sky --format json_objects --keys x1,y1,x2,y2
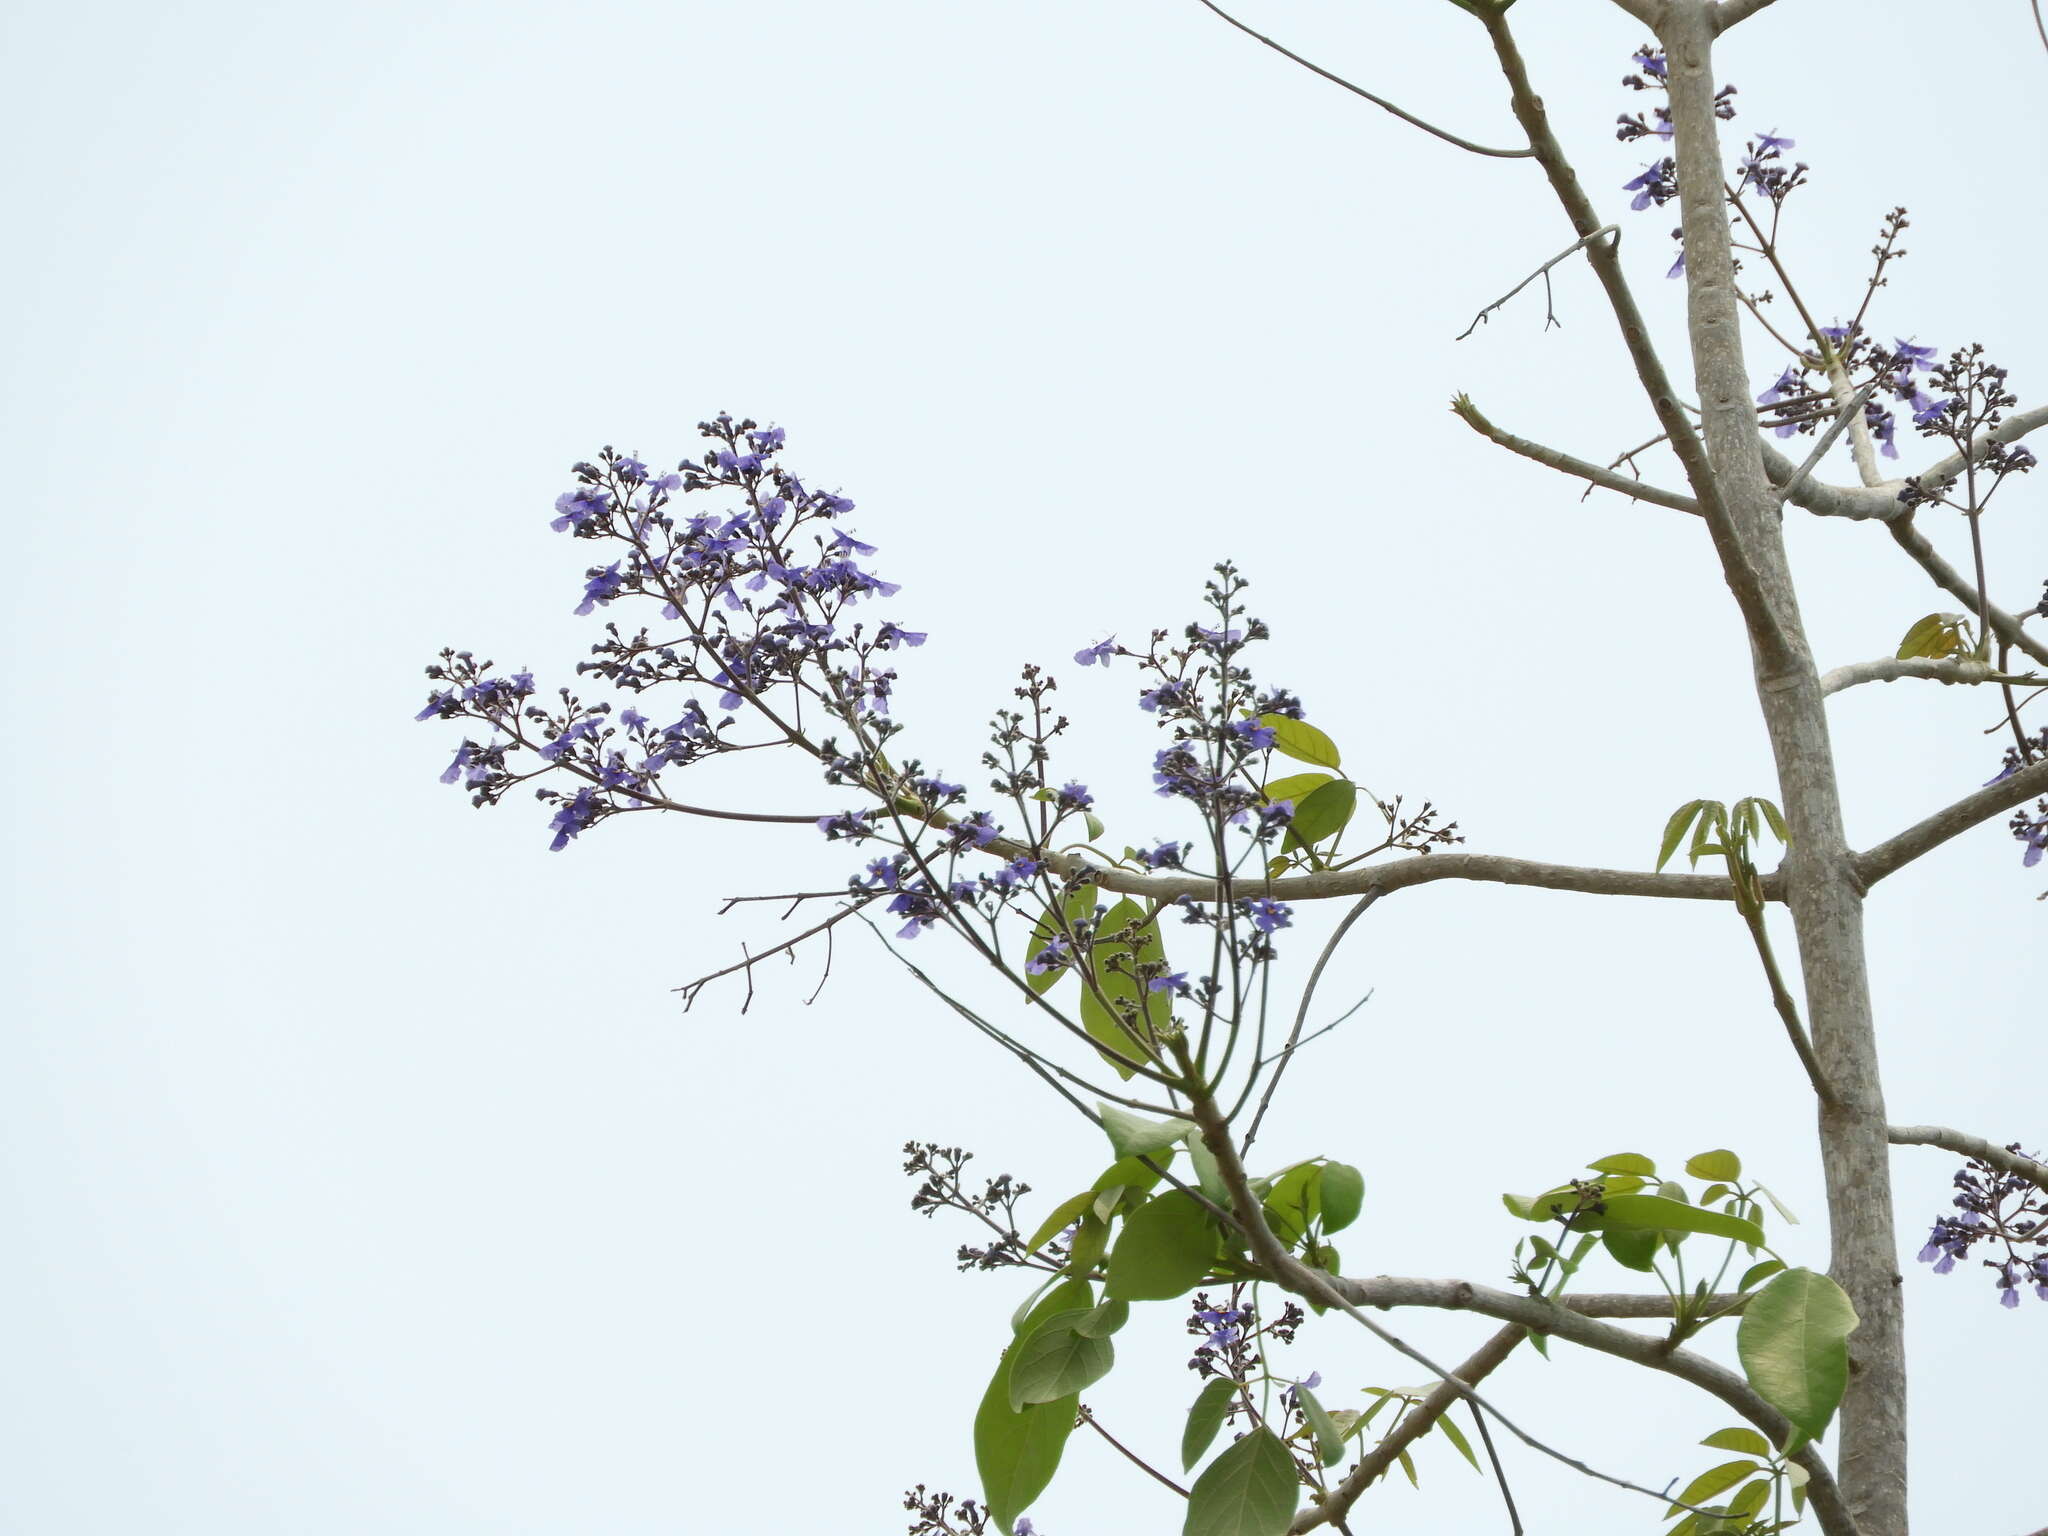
[{"x1": 4, "y1": 2, "x2": 2043, "y2": 1532}]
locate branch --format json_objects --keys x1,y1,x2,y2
[
  {"x1": 1452, "y1": 395, "x2": 1701, "y2": 514},
  {"x1": 1456, "y1": 225, "x2": 1619, "y2": 340},
  {"x1": 1856, "y1": 755, "x2": 2048, "y2": 887},
  {"x1": 1776, "y1": 377, "x2": 1882, "y2": 507},
  {"x1": 1322, "y1": 1274, "x2": 1858, "y2": 1536},
  {"x1": 1821, "y1": 656, "x2": 2040, "y2": 697},
  {"x1": 1761, "y1": 403, "x2": 2048, "y2": 521},
  {"x1": 1290, "y1": 1324, "x2": 1528, "y2": 1534},
  {"x1": 1889, "y1": 1125, "x2": 2048, "y2": 1197},
  {"x1": 1712, "y1": 0, "x2": 1782, "y2": 30},
  {"x1": 1191, "y1": 0, "x2": 1534, "y2": 159},
  {"x1": 1884, "y1": 514, "x2": 2048, "y2": 668}
]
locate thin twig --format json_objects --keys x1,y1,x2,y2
[
  {"x1": 1468, "y1": 1403, "x2": 1525, "y2": 1536},
  {"x1": 1190, "y1": 0, "x2": 1533, "y2": 159},
  {"x1": 1457, "y1": 226, "x2": 1618, "y2": 340},
  {"x1": 1774, "y1": 377, "x2": 1881, "y2": 507},
  {"x1": 1244, "y1": 892, "x2": 1379, "y2": 1153},
  {"x1": 1454, "y1": 396, "x2": 1700, "y2": 514},
  {"x1": 1079, "y1": 1406, "x2": 1191, "y2": 1498},
  {"x1": 1740, "y1": 909, "x2": 1833, "y2": 1103},
  {"x1": 674, "y1": 899, "x2": 873, "y2": 1010},
  {"x1": 1856, "y1": 754, "x2": 2048, "y2": 886}
]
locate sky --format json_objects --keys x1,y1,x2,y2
[{"x1": 3, "y1": 1, "x2": 2044, "y2": 1532}]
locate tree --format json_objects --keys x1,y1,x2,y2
[{"x1": 418, "y1": 4, "x2": 2047, "y2": 1534}]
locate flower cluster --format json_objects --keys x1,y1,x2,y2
[
  {"x1": 1916, "y1": 1146, "x2": 2048, "y2": 1307},
  {"x1": 1896, "y1": 344, "x2": 2037, "y2": 507},
  {"x1": 1617, "y1": 46, "x2": 1738, "y2": 279}
]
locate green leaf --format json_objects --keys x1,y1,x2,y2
[
  {"x1": 1666, "y1": 1460, "x2": 1759, "y2": 1518},
  {"x1": 1263, "y1": 771, "x2": 1336, "y2": 806},
  {"x1": 1262, "y1": 715, "x2": 1341, "y2": 770},
  {"x1": 1896, "y1": 611, "x2": 1968, "y2": 660},
  {"x1": 1319, "y1": 1162, "x2": 1365, "y2": 1234},
  {"x1": 1024, "y1": 886, "x2": 1096, "y2": 995},
  {"x1": 1288, "y1": 779, "x2": 1358, "y2": 848},
  {"x1": 1182, "y1": 1378, "x2": 1237, "y2": 1471},
  {"x1": 1184, "y1": 1426, "x2": 1300, "y2": 1536},
  {"x1": 1188, "y1": 1135, "x2": 1231, "y2": 1207},
  {"x1": 1602, "y1": 1226, "x2": 1661, "y2": 1272},
  {"x1": 1598, "y1": 1194, "x2": 1765, "y2": 1247},
  {"x1": 976, "y1": 1363, "x2": 1079, "y2": 1535},
  {"x1": 1737, "y1": 1268, "x2": 1859, "y2": 1443},
  {"x1": 1073, "y1": 1299, "x2": 1129, "y2": 1339},
  {"x1": 1294, "y1": 1385, "x2": 1346, "y2": 1468},
  {"x1": 1739, "y1": 1259, "x2": 1786, "y2": 1291},
  {"x1": 1012, "y1": 1278, "x2": 1093, "y2": 1337},
  {"x1": 1080, "y1": 989, "x2": 1144, "y2": 1081},
  {"x1": 1685, "y1": 1149, "x2": 1743, "y2": 1182},
  {"x1": 1436, "y1": 1411, "x2": 1482, "y2": 1472},
  {"x1": 1026, "y1": 1192, "x2": 1100, "y2": 1256},
  {"x1": 1587, "y1": 1152, "x2": 1657, "y2": 1176},
  {"x1": 1657, "y1": 800, "x2": 1710, "y2": 871},
  {"x1": 1700, "y1": 1426, "x2": 1772, "y2": 1457},
  {"x1": 1755, "y1": 1183, "x2": 1800, "y2": 1224},
  {"x1": 1009, "y1": 1313, "x2": 1115, "y2": 1411},
  {"x1": 1098, "y1": 1102, "x2": 1196, "y2": 1162},
  {"x1": 1076, "y1": 897, "x2": 1173, "y2": 1079},
  {"x1": 1262, "y1": 1161, "x2": 1324, "y2": 1246},
  {"x1": 1397, "y1": 1446, "x2": 1418, "y2": 1487},
  {"x1": 1107, "y1": 1190, "x2": 1221, "y2": 1301},
  {"x1": 1093, "y1": 1150, "x2": 1173, "y2": 1197},
  {"x1": 1084, "y1": 811, "x2": 1105, "y2": 842},
  {"x1": 1063, "y1": 1214, "x2": 1108, "y2": 1278},
  {"x1": 1727, "y1": 1477, "x2": 1773, "y2": 1521}
]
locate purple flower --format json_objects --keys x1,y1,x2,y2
[
  {"x1": 748, "y1": 426, "x2": 786, "y2": 450},
  {"x1": 1756, "y1": 368, "x2": 1804, "y2": 436},
  {"x1": 1299, "y1": 1371, "x2": 1322, "y2": 1391},
  {"x1": 1630, "y1": 48, "x2": 1666, "y2": 79},
  {"x1": 547, "y1": 788, "x2": 600, "y2": 852},
  {"x1": 1057, "y1": 781, "x2": 1094, "y2": 812},
  {"x1": 1139, "y1": 841, "x2": 1185, "y2": 870},
  {"x1": 1893, "y1": 339, "x2": 1939, "y2": 372},
  {"x1": 550, "y1": 486, "x2": 610, "y2": 532},
  {"x1": 1147, "y1": 971, "x2": 1189, "y2": 996},
  {"x1": 830, "y1": 529, "x2": 879, "y2": 557},
  {"x1": 1026, "y1": 938, "x2": 1073, "y2": 976},
  {"x1": 1242, "y1": 897, "x2": 1292, "y2": 933},
  {"x1": 817, "y1": 811, "x2": 874, "y2": 841},
  {"x1": 876, "y1": 622, "x2": 927, "y2": 650},
  {"x1": 1015, "y1": 1521, "x2": 1036, "y2": 1536},
  {"x1": 1074, "y1": 637, "x2": 1116, "y2": 667},
  {"x1": 415, "y1": 690, "x2": 454, "y2": 721},
  {"x1": 575, "y1": 561, "x2": 626, "y2": 616},
  {"x1": 1139, "y1": 680, "x2": 1191, "y2": 713},
  {"x1": 1230, "y1": 717, "x2": 1277, "y2": 752},
  {"x1": 946, "y1": 811, "x2": 1000, "y2": 850}
]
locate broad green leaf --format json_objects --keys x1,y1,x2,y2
[
  {"x1": 1599, "y1": 1194, "x2": 1765, "y2": 1247},
  {"x1": 1602, "y1": 1226, "x2": 1661, "y2": 1272},
  {"x1": 1319, "y1": 1162, "x2": 1365, "y2": 1234},
  {"x1": 1262, "y1": 1161, "x2": 1324, "y2": 1246},
  {"x1": 1588, "y1": 1152, "x2": 1657, "y2": 1176},
  {"x1": 1727, "y1": 1478, "x2": 1773, "y2": 1521},
  {"x1": 1107, "y1": 1190, "x2": 1222, "y2": 1301},
  {"x1": 1294, "y1": 1385, "x2": 1346, "y2": 1467},
  {"x1": 1700, "y1": 1183, "x2": 1732, "y2": 1207},
  {"x1": 1009, "y1": 1313, "x2": 1114, "y2": 1410},
  {"x1": 1076, "y1": 898, "x2": 1172, "y2": 1079},
  {"x1": 1289, "y1": 779, "x2": 1358, "y2": 848},
  {"x1": 976, "y1": 1363, "x2": 1078, "y2": 1535},
  {"x1": 1701, "y1": 1426, "x2": 1772, "y2": 1457},
  {"x1": 1263, "y1": 771, "x2": 1335, "y2": 806},
  {"x1": 1685, "y1": 1149, "x2": 1743, "y2": 1182},
  {"x1": 1182, "y1": 1378, "x2": 1237, "y2": 1471},
  {"x1": 1073, "y1": 1299, "x2": 1130, "y2": 1339},
  {"x1": 1024, "y1": 885, "x2": 1096, "y2": 995},
  {"x1": 1084, "y1": 811, "x2": 1105, "y2": 842},
  {"x1": 1657, "y1": 800, "x2": 1710, "y2": 872},
  {"x1": 1098, "y1": 1102, "x2": 1195, "y2": 1162},
  {"x1": 1183, "y1": 1426, "x2": 1300, "y2": 1536},
  {"x1": 1436, "y1": 1411, "x2": 1482, "y2": 1472},
  {"x1": 1262, "y1": 715, "x2": 1341, "y2": 770},
  {"x1": 1080, "y1": 988, "x2": 1145, "y2": 1081},
  {"x1": 1064, "y1": 1214, "x2": 1108, "y2": 1279},
  {"x1": 1188, "y1": 1135, "x2": 1231, "y2": 1206},
  {"x1": 1666, "y1": 1460, "x2": 1760, "y2": 1518},
  {"x1": 1012, "y1": 1278, "x2": 1093, "y2": 1337},
  {"x1": 1093, "y1": 1150, "x2": 1173, "y2": 1197},
  {"x1": 1737, "y1": 1268, "x2": 1859, "y2": 1443},
  {"x1": 1896, "y1": 612, "x2": 1967, "y2": 660},
  {"x1": 1026, "y1": 1192, "x2": 1099, "y2": 1256}
]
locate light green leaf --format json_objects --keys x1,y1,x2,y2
[
  {"x1": 1737, "y1": 1268, "x2": 1859, "y2": 1443},
  {"x1": 1739, "y1": 1259, "x2": 1786, "y2": 1291},
  {"x1": 1080, "y1": 989, "x2": 1145, "y2": 1081},
  {"x1": 1073, "y1": 1299, "x2": 1130, "y2": 1339},
  {"x1": 1319, "y1": 1163, "x2": 1365, "y2": 1234},
  {"x1": 1685, "y1": 1149, "x2": 1743, "y2": 1182},
  {"x1": 1075, "y1": 898, "x2": 1171, "y2": 1079},
  {"x1": 1098, "y1": 1102, "x2": 1196, "y2": 1162},
  {"x1": 1063, "y1": 1214, "x2": 1108, "y2": 1279},
  {"x1": 1023, "y1": 886, "x2": 1097, "y2": 995},
  {"x1": 1106, "y1": 1190, "x2": 1221, "y2": 1302},
  {"x1": 1294, "y1": 1385, "x2": 1346, "y2": 1467},
  {"x1": 1009, "y1": 1313, "x2": 1115, "y2": 1410},
  {"x1": 1289, "y1": 779, "x2": 1358, "y2": 848},
  {"x1": 1093, "y1": 1150, "x2": 1173, "y2": 1197},
  {"x1": 1263, "y1": 771, "x2": 1336, "y2": 806},
  {"x1": 1436, "y1": 1411, "x2": 1482, "y2": 1472},
  {"x1": 1896, "y1": 611, "x2": 1968, "y2": 660},
  {"x1": 1727, "y1": 1477, "x2": 1773, "y2": 1521},
  {"x1": 976, "y1": 1363, "x2": 1078, "y2": 1534},
  {"x1": 1182, "y1": 1378, "x2": 1237, "y2": 1471},
  {"x1": 1755, "y1": 1183, "x2": 1800, "y2": 1224},
  {"x1": 1084, "y1": 811, "x2": 1105, "y2": 842},
  {"x1": 1602, "y1": 1226, "x2": 1661, "y2": 1272},
  {"x1": 1598, "y1": 1194, "x2": 1765, "y2": 1247},
  {"x1": 1700, "y1": 1426, "x2": 1772, "y2": 1457},
  {"x1": 1184, "y1": 1426, "x2": 1300, "y2": 1536},
  {"x1": 1026, "y1": 1192, "x2": 1100, "y2": 1256},
  {"x1": 1398, "y1": 1446, "x2": 1418, "y2": 1487},
  {"x1": 1012, "y1": 1279, "x2": 1093, "y2": 1337},
  {"x1": 1262, "y1": 1161, "x2": 1324, "y2": 1246},
  {"x1": 1657, "y1": 800, "x2": 1710, "y2": 872},
  {"x1": 1188, "y1": 1135, "x2": 1231, "y2": 1207},
  {"x1": 1588, "y1": 1152, "x2": 1658, "y2": 1176},
  {"x1": 1666, "y1": 1460, "x2": 1761, "y2": 1517},
  {"x1": 1262, "y1": 715, "x2": 1341, "y2": 770}
]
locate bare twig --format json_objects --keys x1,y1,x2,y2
[
  {"x1": 1774, "y1": 377, "x2": 1882, "y2": 507},
  {"x1": 1191, "y1": 0, "x2": 1534, "y2": 159},
  {"x1": 1468, "y1": 1402, "x2": 1525, "y2": 1536},
  {"x1": 1244, "y1": 892, "x2": 1379, "y2": 1153},
  {"x1": 1079, "y1": 1406, "x2": 1191, "y2": 1499},
  {"x1": 1889, "y1": 1125, "x2": 2048, "y2": 1197},
  {"x1": 675, "y1": 898, "x2": 873, "y2": 1011},
  {"x1": 1821, "y1": 657, "x2": 2037, "y2": 697},
  {"x1": 1457, "y1": 226, "x2": 1619, "y2": 340},
  {"x1": 1761, "y1": 403, "x2": 2048, "y2": 521},
  {"x1": 1883, "y1": 515, "x2": 2048, "y2": 669},
  {"x1": 1453, "y1": 396, "x2": 1700, "y2": 514},
  {"x1": 1856, "y1": 755, "x2": 2048, "y2": 886}
]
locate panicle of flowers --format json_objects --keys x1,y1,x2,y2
[
  {"x1": 903, "y1": 1142, "x2": 1068, "y2": 1274},
  {"x1": 901, "y1": 1486, "x2": 991, "y2": 1536},
  {"x1": 1895, "y1": 345, "x2": 2035, "y2": 509},
  {"x1": 1616, "y1": 46, "x2": 1735, "y2": 279},
  {"x1": 1915, "y1": 1145, "x2": 2048, "y2": 1307}
]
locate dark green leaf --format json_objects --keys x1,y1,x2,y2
[
  {"x1": 1289, "y1": 779, "x2": 1358, "y2": 847},
  {"x1": 1319, "y1": 1162, "x2": 1365, "y2": 1234},
  {"x1": 1183, "y1": 1427, "x2": 1300, "y2": 1536},
  {"x1": 1107, "y1": 1190, "x2": 1221, "y2": 1302},
  {"x1": 1295, "y1": 1385, "x2": 1346, "y2": 1467},
  {"x1": 1262, "y1": 715, "x2": 1341, "y2": 770},
  {"x1": 1009, "y1": 1313, "x2": 1114, "y2": 1411},
  {"x1": 1098, "y1": 1101, "x2": 1195, "y2": 1162},
  {"x1": 1182, "y1": 1378, "x2": 1237, "y2": 1471},
  {"x1": 1737, "y1": 1268, "x2": 1859, "y2": 1442},
  {"x1": 976, "y1": 1364, "x2": 1078, "y2": 1534},
  {"x1": 1685, "y1": 1149, "x2": 1743, "y2": 1182},
  {"x1": 1602, "y1": 1226, "x2": 1661, "y2": 1272},
  {"x1": 1262, "y1": 1161, "x2": 1323, "y2": 1246}
]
